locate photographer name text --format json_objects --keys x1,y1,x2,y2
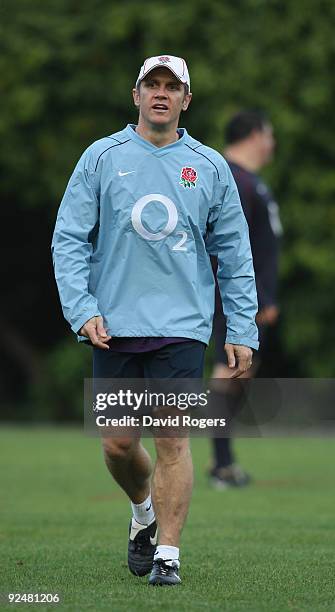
[{"x1": 95, "y1": 415, "x2": 226, "y2": 429}]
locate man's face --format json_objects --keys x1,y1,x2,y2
[
  {"x1": 132, "y1": 67, "x2": 192, "y2": 129},
  {"x1": 253, "y1": 123, "x2": 275, "y2": 166}
]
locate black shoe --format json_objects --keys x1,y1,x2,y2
[
  {"x1": 149, "y1": 558, "x2": 181, "y2": 586},
  {"x1": 209, "y1": 464, "x2": 251, "y2": 489},
  {"x1": 128, "y1": 518, "x2": 157, "y2": 576}
]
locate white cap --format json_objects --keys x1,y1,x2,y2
[{"x1": 136, "y1": 55, "x2": 190, "y2": 90}]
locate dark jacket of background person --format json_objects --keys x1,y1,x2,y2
[{"x1": 212, "y1": 159, "x2": 282, "y2": 353}]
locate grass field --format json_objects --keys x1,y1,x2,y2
[{"x1": 1, "y1": 427, "x2": 334, "y2": 612}]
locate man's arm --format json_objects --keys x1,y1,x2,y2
[
  {"x1": 51, "y1": 148, "x2": 110, "y2": 348},
  {"x1": 206, "y1": 167, "x2": 258, "y2": 376}
]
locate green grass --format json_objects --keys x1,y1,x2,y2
[{"x1": 1, "y1": 427, "x2": 334, "y2": 611}]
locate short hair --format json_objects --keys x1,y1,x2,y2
[{"x1": 225, "y1": 110, "x2": 270, "y2": 144}]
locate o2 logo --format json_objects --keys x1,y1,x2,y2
[{"x1": 131, "y1": 193, "x2": 187, "y2": 251}]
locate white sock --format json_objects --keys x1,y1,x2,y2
[
  {"x1": 154, "y1": 545, "x2": 180, "y2": 568},
  {"x1": 131, "y1": 493, "x2": 155, "y2": 525}
]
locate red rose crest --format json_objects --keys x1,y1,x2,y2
[
  {"x1": 158, "y1": 56, "x2": 171, "y2": 63},
  {"x1": 180, "y1": 166, "x2": 197, "y2": 189}
]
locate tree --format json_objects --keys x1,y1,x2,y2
[{"x1": 1, "y1": 0, "x2": 334, "y2": 418}]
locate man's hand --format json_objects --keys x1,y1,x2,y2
[
  {"x1": 79, "y1": 316, "x2": 111, "y2": 350},
  {"x1": 224, "y1": 343, "x2": 253, "y2": 378},
  {"x1": 256, "y1": 305, "x2": 279, "y2": 326}
]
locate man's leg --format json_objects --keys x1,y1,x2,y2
[
  {"x1": 209, "y1": 315, "x2": 266, "y2": 488},
  {"x1": 152, "y1": 435, "x2": 193, "y2": 547},
  {"x1": 94, "y1": 348, "x2": 152, "y2": 502},
  {"x1": 102, "y1": 436, "x2": 152, "y2": 503},
  {"x1": 209, "y1": 362, "x2": 257, "y2": 488},
  {"x1": 212, "y1": 436, "x2": 234, "y2": 470},
  {"x1": 145, "y1": 341, "x2": 205, "y2": 585},
  {"x1": 93, "y1": 348, "x2": 157, "y2": 576},
  {"x1": 102, "y1": 435, "x2": 157, "y2": 576}
]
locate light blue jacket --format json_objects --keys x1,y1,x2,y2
[{"x1": 52, "y1": 125, "x2": 259, "y2": 349}]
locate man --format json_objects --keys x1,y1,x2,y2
[
  {"x1": 52, "y1": 56, "x2": 258, "y2": 586},
  {"x1": 210, "y1": 110, "x2": 282, "y2": 489}
]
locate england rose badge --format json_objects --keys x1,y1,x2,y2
[{"x1": 180, "y1": 167, "x2": 197, "y2": 189}]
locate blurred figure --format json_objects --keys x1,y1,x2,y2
[{"x1": 210, "y1": 110, "x2": 283, "y2": 489}]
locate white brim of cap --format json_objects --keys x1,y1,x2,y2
[{"x1": 136, "y1": 64, "x2": 189, "y2": 88}]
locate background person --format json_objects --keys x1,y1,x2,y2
[{"x1": 210, "y1": 110, "x2": 283, "y2": 489}]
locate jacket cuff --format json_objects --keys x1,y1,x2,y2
[
  {"x1": 71, "y1": 311, "x2": 102, "y2": 335},
  {"x1": 225, "y1": 335, "x2": 259, "y2": 350}
]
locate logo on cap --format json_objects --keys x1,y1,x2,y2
[{"x1": 158, "y1": 56, "x2": 171, "y2": 63}]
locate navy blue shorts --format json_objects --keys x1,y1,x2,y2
[{"x1": 93, "y1": 340, "x2": 206, "y2": 379}]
